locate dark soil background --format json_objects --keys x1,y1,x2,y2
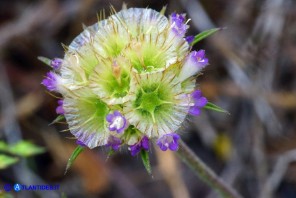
[{"x1": 0, "y1": 0, "x2": 296, "y2": 198}]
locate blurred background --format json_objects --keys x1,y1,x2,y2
[{"x1": 0, "y1": 0, "x2": 295, "y2": 197}]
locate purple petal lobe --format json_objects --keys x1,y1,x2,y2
[
  {"x1": 189, "y1": 106, "x2": 201, "y2": 116},
  {"x1": 195, "y1": 96, "x2": 208, "y2": 107},
  {"x1": 191, "y1": 90, "x2": 202, "y2": 100},
  {"x1": 173, "y1": 133, "x2": 180, "y2": 141},
  {"x1": 185, "y1": 35, "x2": 194, "y2": 44},
  {"x1": 57, "y1": 99, "x2": 63, "y2": 105},
  {"x1": 56, "y1": 106, "x2": 64, "y2": 115},
  {"x1": 106, "y1": 114, "x2": 114, "y2": 122},
  {"x1": 129, "y1": 144, "x2": 141, "y2": 156},
  {"x1": 195, "y1": 50, "x2": 205, "y2": 58},
  {"x1": 157, "y1": 143, "x2": 168, "y2": 151},
  {"x1": 169, "y1": 141, "x2": 179, "y2": 151},
  {"x1": 141, "y1": 136, "x2": 150, "y2": 150}
]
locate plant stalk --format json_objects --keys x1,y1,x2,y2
[{"x1": 176, "y1": 140, "x2": 243, "y2": 198}]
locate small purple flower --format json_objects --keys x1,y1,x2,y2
[
  {"x1": 41, "y1": 71, "x2": 59, "y2": 91},
  {"x1": 76, "y1": 140, "x2": 86, "y2": 147},
  {"x1": 106, "y1": 111, "x2": 127, "y2": 133},
  {"x1": 170, "y1": 13, "x2": 187, "y2": 37},
  {"x1": 51, "y1": 58, "x2": 63, "y2": 70},
  {"x1": 179, "y1": 50, "x2": 209, "y2": 81},
  {"x1": 129, "y1": 136, "x2": 149, "y2": 156},
  {"x1": 106, "y1": 136, "x2": 122, "y2": 150},
  {"x1": 157, "y1": 133, "x2": 180, "y2": 151},
  {"x1": 56, "y1": 99, "x2": 64, "y2": 115},
  {"x1": 185, "y1": 35, "x2": 194, "y2": 44},
  {"x1": 189, "y1": 50, "x2": 208, "y2": 68},
  {"x1": 188, "y1": 90, "x2": 208, "y2": 116}
]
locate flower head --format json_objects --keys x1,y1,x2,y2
[
  {"x1": 157, "y1": 133, "x2": 180, "y2": 151},
  {"x1": 41, "y1": 7, "x2": 211, "y2": 155}
]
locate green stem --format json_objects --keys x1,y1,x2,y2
[{"x1": 176, "y1": 140, "x2": 243, "y2": 198}]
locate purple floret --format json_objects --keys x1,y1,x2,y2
[
  {"x1": 157, "y1": 133, "x2": 180, "y2": 151},
  {"x1": 50, "y1": 58, "x2": 63, "y2": 70},
  {"x1": 41, "y1": 71, "x2": 58, "y2": 92},
  {"x1": 189, "y1": 50, "x2": 208, "y2": 68},
  {"x1": 106, "y1": 111, "x2": 127, "y2": 133},
  {"x1": 185, "y1": 35, "x2": 195, "y2": 44},
  {"x1": 170, "y1": 13, "x2": 187, "y2": 37},
  {"x1": 189, "y1": 90, "x2": 208, "y2": 116},
  {"x1": 106, "y1": 136, "x2": 122, "y2": 151},
  {"x1": 56, "y1": 99, "x2": 64, "y2": 115},
  {"x1": 129, "y1": 136, "x2": 150, "y2": 156}
]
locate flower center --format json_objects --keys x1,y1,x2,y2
[{"x1": 133, "y1": 82, "x2": 173, "y2": 122}]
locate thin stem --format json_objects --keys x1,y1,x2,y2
[{"x1": 176, "y1": 140, "x2": 243, "y2": 198}]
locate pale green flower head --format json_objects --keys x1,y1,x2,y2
[{"x1": 41, "y1": 7, "x2": 212, "y2": 155}]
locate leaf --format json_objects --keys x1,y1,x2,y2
[
  {"x1": 140, "y1": 150, "x2": 152, "y2": 175},
  {"x1": 0, "y1": 141, "x2": 8, "y2": 151},
  {"x1": 37, "y1": 56, "x2": 52, "y2": 67},
  {"x1": 191, "y1": 28, "x2": 222, "y2": 46},
  {"x1": 49, "y1": 115, "x2": 65, "y2": 125},
  {"x1": 64, "y1": 145, "x2": 85, "y2": 175},
  {"x1": 8, "y1": 141, "x2": 46, "y2": 157},
  {"x1": 204, "y1": 102, "x2": 230, "y2": 114},
  {"x1": 0, "y1": 154, "x2": 19, "y2": 169}
]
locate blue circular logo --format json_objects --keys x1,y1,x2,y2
[
  {"x1": 4, "y1": 184, "x2": 12, "y2": 192},
  {"x1": 14, "y1": 183, "x2": 21, "y2": 192}
]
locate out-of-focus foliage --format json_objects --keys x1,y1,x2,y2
[
  {"x1": 0, "y1": 140, "x2": 45, "y2": 169},
  {"x1": 0, "y1": 141, "x2": 45, "y2": 157},
  {"x1": 0, "y1": 154, "x2": 18, "y2": 169}
]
